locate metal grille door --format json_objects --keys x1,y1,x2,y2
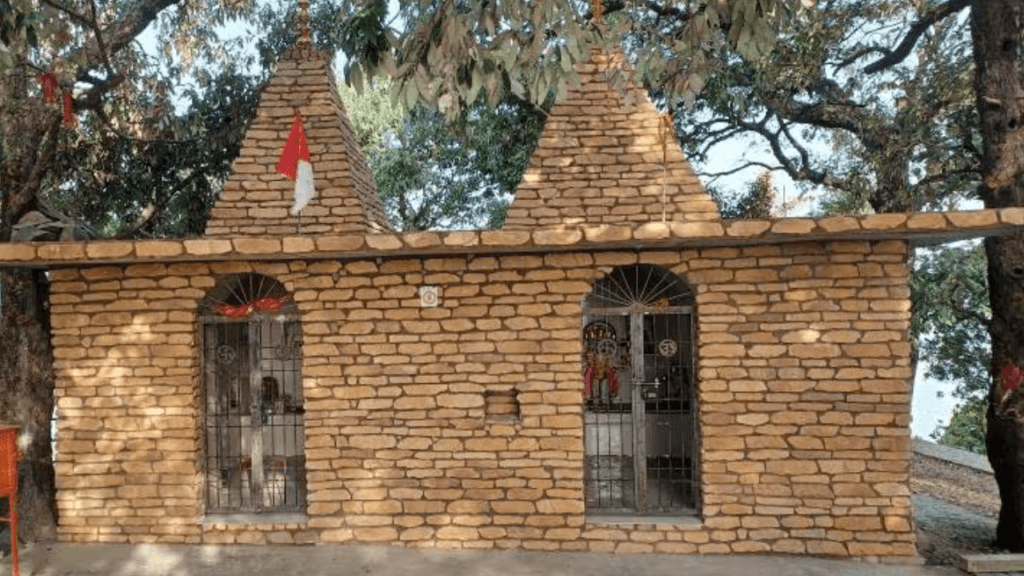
[
  {"x1": 200, "y1": 274, "x2": 306, "y2": 514},
  {"x1": 583, "y1": 265, "x2": 699, "y2": 515}
]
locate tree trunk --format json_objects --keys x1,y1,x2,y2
[
  {"x1": 0, "y1": 0, "x2": 186, "y2": 548},
  {"x1": 0, "y1": 170, "x2": 59, "y2": 545},
  {"x1": 985, "y1": 234, "x2": 1024, "y2": 550},
  {"x1": 0, "y1": 65, "x2": 61, "y2": 546},
  {"x1": 973, "y1": 0, "x2": 1024, "y2": 551},
  {"x1": 0, "y1": 268, "x2": 58, "y2": 545}
]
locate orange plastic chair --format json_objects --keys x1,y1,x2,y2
[{"x1": 0, "y1": 425, "x2": 19, "y2": 576}]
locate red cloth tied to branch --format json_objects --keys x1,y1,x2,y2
[
  {"x1": 1002, "y1": 363, "x2": 1023, "y2": 391},
  {"x1": 62, "y1": 93, "x2": 75, "y2": 126},
  {"x1": 38, "y1": 74, "x2": 58, "y2": 102}
]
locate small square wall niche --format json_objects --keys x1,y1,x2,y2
[{"x1": 484, "y1": 390, "x2": 520, "y2": 422}]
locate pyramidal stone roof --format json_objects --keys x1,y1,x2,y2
[
  {"x1": 204, "y1": 40, "x2": 391, "y2": 237},
  {"x1": 503, "y1": 48, "x2": 721, "y2": 230}
]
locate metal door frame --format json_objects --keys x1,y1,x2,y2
[
  {"x1": 582, "y1": 264, "x2": 699, "y2": 516},
  {"x1": 200, "y1": 313, "x2": 305, "y2": 514}
]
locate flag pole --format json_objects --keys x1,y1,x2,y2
[
  {"x1": 293, "y1": 0, "x2": 310, "y2": 235},
  {"x1": 295, "y1": 105, "x2": 302, "y2": 236}
]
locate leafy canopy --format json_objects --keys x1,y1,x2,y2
[
  {"x1": 337, "y1": 0, "x2": 809, "y2": 116},
  {"x1": 912, "y1": 242, "x2": 990, "y2": 451},
  {"x1": 672, "y1": 0, "x2": 976, "y2": 214},
  {"x1": 340, "y1": 77, "x2": 545, "y2": 231}
]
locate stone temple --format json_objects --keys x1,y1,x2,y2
[{"x1": 0, "y1": 31, "x2": 1021, "y2": 562}]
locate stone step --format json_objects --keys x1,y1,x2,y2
[{"x1": 958, "y1": 553, "x2": 1024, "y2": 573}]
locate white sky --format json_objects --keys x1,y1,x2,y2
[{"x1": 913, "y1": 368, "x2": 955, "y2": 440}]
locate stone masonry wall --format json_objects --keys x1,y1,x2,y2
[{"x1": 49, "y1": 239, "x2": 913, "y2": 559}]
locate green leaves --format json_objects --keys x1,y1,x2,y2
[
  {"x1": 676, "y1": 0, "x2": 976, "y2": 213},
  {"x1": 347, "y1": 63, "x2": 365, "y2": 94},
  {"x1": 338, "y1": 76, "x2": 403, "y2": 155},
  {"x1": 36, "y1": 64, "x2": 260, "y2": 239},
  {"x1": 911, "y1": 242, "x2": 991, "y2": 443},
  {"x1": 0, "y1": 0, "x2": 38, "y2": 69},
  {"x1": 331, "y1": 0, "x2": 809, "y2": 118},
  {"x1": 932, "y1": 397, "x2": 986, "y2": 454},
  {"x1": 345, "y1": 78, "x2": 545, "y2": 230}
]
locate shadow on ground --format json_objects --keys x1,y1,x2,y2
[{"x1": 2, "y1": 540, "x2": 962, "y2": 576}]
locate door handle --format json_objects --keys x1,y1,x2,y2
[{"x1": 640, "y1": 381, "x2": 662, "y2": 400}]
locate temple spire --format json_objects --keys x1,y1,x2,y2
[
  {"x1": 502, "y1": 48, "x2": 720, "y2": 229},
  {"x1": 203, "y1": 0, "x2": 392, "y2": 237}
]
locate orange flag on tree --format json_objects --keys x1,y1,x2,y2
[{"x1": 277, "y1": 111, "x2": 315, "y2": 216}]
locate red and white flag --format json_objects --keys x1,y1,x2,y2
[{"x1": 277, "y1": 111, "x2": 315, "y2": 216}]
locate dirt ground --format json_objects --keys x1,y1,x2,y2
[{"x1": 911, "y1": 451, "x2": 1003, "y2": 566}]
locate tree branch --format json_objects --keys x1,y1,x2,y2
[
  {"x1": 948, "y1": 293, "x2": 991, "y2": 328},
  {"x1": 834, "y1": 46, "x2": 888, "y2": 71},
  {"x1": 915, "y1": 167, "x2": 981, "y2": 189},
  {"x1": 732, "y1": 111, "x2": 834, "y2": 187},
  {"x1": 98, "y1": 0, "x2": 183, "y2": 56},
  {"x1": 690, "y1": 124, "x2": 745, "y2": 161},
  {"x1": 592, "y1": 0, "x2": 694, "y2": 27},
  {"x1": 38, "y1": 0, "x2": 182, "y2": 98},
  {"x1": 863, "y1": 0, "x2": 971, "y2": 74},
  {"x1": 38, "y1": 0, "x2": 92, "y2": 31},
  {"x1": 74, "y1": 72, "x2": 126, "y2": 114},
  {"x1": 87, "y1": 0, "x2": 117, "y2": 78},
  {"x1": 774, "y1": 113, "x2": 814, "y2": 173},
  {"x1": 57, "y1": 0, "x2": 184, "y2": 81},
  {"x1": 114, "y1": 166, "x2": 207, "y2": 239},
  {"x1": 25, "y1": 115, "x2": 63, "y2": 199},
  {"x1": 642, "y1": 1, "x2": 689, "y2": 21},
  {"x1": 699, "y1": 160, "x2": 784, "y2": 182}
]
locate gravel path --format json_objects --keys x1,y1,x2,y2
[
  {"x1": 911, "y1": 449, "x2": 1006, "y2": 569},
  {"x1": 911, "y1": 452, "x2": 1000, "y2": 518},
  {"x1": 914, "y1": 494, "x2": 999, "y2": 567}
]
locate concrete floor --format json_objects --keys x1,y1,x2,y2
[{"x1": 2, "y1": 542, "x2": 963, "y2": 576}]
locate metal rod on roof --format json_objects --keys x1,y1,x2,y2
[
  {"x1": 298, "y1": 0, "x2": 311, "y2": 43},
  {"x1": 660, "y1": 113, "x2": 672, "y2": 223}
]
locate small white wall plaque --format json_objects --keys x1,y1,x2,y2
[{"x1": 419, "y1": 285, "x2": 439, "y2": 307}]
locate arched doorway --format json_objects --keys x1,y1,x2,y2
[
  {"x1": 582, "y1": 264, "x2": 699, "y2": 515},
  {"x1": 198, "y1": 273, "x2": 306, "y2": 515}
]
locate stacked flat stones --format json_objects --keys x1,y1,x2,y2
[
  {"x1": 503, "y1": 49, "x2": 720, "y2": 229},
  {"x1": 204, "y1": 41, "x2": 390, "y2": 237}
]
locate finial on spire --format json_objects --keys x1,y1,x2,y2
[
  {"x1": 298, "y1": 0, "x2": 311, "y2": 43},
  {"x1": 591, "y1": 0, "x2": 604, "y2": 23}
]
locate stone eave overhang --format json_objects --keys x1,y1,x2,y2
[{"x1": 0, "y1": 209, "x2": 1020, "y2": 269}]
